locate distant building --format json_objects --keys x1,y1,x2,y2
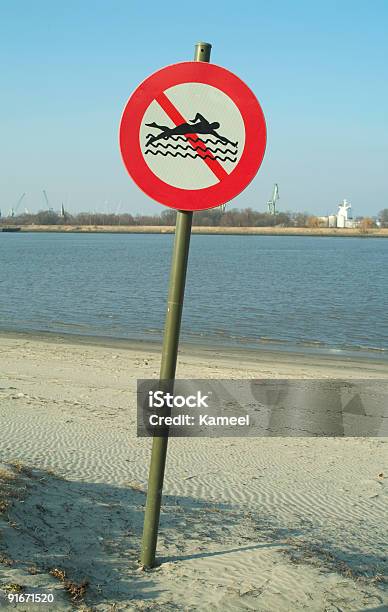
[
  {"x1": 317, "y1": 216, "x2": 329, "y2": 227},
  {"x1": 317, "y1": 199, "x2": 357, "y2": 229},
  {"x1": 337, "y1": 199, "x2": 353, "y2": 228}
]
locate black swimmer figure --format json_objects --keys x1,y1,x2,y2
[{"x1": 146, "y1": 113, "x2": 235, "y2": 146}]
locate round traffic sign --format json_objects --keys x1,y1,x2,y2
[{"x1": 119, "y1": 62, "x2": 266, "y2": 211}]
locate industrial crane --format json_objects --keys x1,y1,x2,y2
[
  {"x1": 9, "y1": 193, "x2": 26, "y2": 217},
  {"x1": 43, "y1": 189, "x2": 51, "y2": 210},
  {"x1": 267, "y1": 184, "x2": 279, "y2": 215}
]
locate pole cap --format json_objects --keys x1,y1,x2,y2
[{"x1": 194, "y1": 42, "x2": 212, "y2": 62}]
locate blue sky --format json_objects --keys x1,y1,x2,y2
[{"x1": 1, "y1": 0, "x2": 387, "y2": 216}]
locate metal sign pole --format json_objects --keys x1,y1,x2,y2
[{"x1": 140, "y1": 42, "x2": 212, "y2": 569}]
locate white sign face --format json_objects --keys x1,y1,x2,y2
[{"x1": 139, "y1": 82, "x2": 246, "y2": 190}]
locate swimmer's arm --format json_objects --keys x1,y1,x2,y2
[
  {"x1": 190, "y1": 113, "x2": 207, "y2": 123},
  {"x1": 211, "y1": 130, "x2": 229, "y2": 144}
]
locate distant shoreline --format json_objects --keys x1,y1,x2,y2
[{"x1": 2, "y1": 224, "x2": 388, "y2": 237}]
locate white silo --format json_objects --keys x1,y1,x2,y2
[{"x1": 337, "y1": 199, "x2": 352, "y2": 228}]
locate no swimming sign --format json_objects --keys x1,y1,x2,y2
[
  {"x1": 119, "y1": 61, "x2": 266, "y2": 210},
  {"x1": 122, "y1": 43, "x2": 267, "y2": 570}
]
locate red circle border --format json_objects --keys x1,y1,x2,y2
[{"x1": 119, "y1": 62, "x2": 267, "y2": 211}]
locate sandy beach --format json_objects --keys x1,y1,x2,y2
[{"x1": 0, "y1": 331, "x2": 387, "y2": 610}]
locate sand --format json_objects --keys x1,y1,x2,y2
[{"x1": 0, "y1": 331, "x2": 387, "y2": 611}]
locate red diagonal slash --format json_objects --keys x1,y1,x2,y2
[{"x1": 154, "y1": 92, "x2": 229, "y2": 182}]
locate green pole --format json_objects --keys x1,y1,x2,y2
[{"x1": 140, "y1": 41, "x2": 212, "y2": 569}]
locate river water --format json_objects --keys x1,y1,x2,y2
[{"x1": 1, "y1": 232, "x2": 387, "y2": 357}]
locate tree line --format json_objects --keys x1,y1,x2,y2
[{"x1": 1, "y1": 207, "x2": 387, "y2": 228}]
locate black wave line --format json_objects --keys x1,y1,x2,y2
[
  {"x1": 145, "y1": 149, "x2": 237, "y2": 163},
  {"x1": 147, "y1": 141, "x2": 238, "y2": 155},
  {"x1": 170, "y1": 135, "x2": 239, "y2": 146},
  {"x1": 145, "y1": 134, "x2": 238, "y2": 147}
]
